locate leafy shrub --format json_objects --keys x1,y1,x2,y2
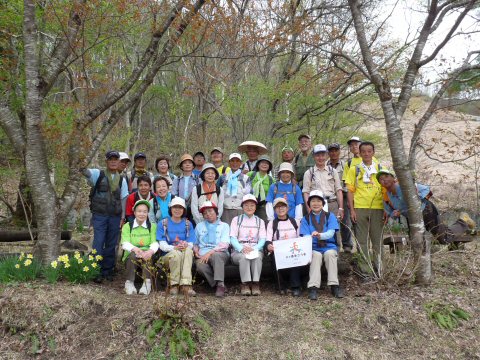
[
  {"x1": 425, "y1": 302, "x2": 471, "y2": 330},
  {"x1": 55, "y1": 251, "x2": 102, "y2": 284}
]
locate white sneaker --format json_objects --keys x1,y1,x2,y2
[
  {"x1": 124, "y1": 280, "x2": 137, "y2": 295},
  {"x1": 138, "y1": 279, "x2": 152, "y2": 295}
]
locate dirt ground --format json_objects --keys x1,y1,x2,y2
[{"x1": 1, "y1": 240, "x2": 479, "y2": 360}]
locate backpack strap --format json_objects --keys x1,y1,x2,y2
[
  {"x1": 162, "y1": 218, "x2": 170, "y2": 243},
  {"x1": 237, "y1": 214, "x2": 244, "y2": 238},
  {"x1": 289, "y1": 217, "x2": 298, "y2": 231},
  {"x1": 272, "y1": 218, "x2": 280, "y2": 240},
  {"x1": 129, "y1": 218, "x2": 151, "y2": 233},
  {"x1": 185, "y1": 219, "x2": 190, "y2": 239}
]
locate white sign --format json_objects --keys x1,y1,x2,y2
[{"x1": 273, "y1": 236, "x2": 312, "y2": 270}]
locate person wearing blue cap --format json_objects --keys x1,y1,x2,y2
[
  {"x1": 127, "y1": 152, "x2": 153, "y2": 193},
  {"x1": 82, "y1": 150, "x2": 129, "y2": 282}
]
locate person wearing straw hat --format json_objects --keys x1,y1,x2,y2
[
  {"x1": 191, "y1": 163, "x2": 225, "y2": 224},
  {"x1": 300, "y1": 191, "x2": 343, "y2": 300},
  {"x1": 238, "y1": 140, "x2": 268, "y2": 174},
  {"x1": 218, "y1": 153, "x2": 252, "y2": 225},
  {"x1": 157, "y1": 197, "x2": 196, "y2": 296},
  {"x1": 121, "y1": 199, "x2": 158, "y2": 295},
  {"x1": 172, "y1": 154, "x2": 200, "y2": 222},
  {"x1": 247, "y1": 156, "x2": 274, "y2": 222},
  {"x1": 266, "y1": 162, "x2": 303, "y2": 222},
  {"x1": 265, "y1": 198, "x2": 303, "y2": 296},
  {"x1": 377, "y1": 169, "x2": 476, "y2": 244},
  {"x1": 230, "y1": 194, "x2": 267, "y2": 296},
  {"x1": 194, "y1": 201, "x2": 230, "y2": 297},
  {"x1": 294, "y1": 134, "x2": 315, "y2": 188}
]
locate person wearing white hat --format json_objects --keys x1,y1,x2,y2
[
  {"x1": 266, "y1": 162, "x2": 303, "y2": 222},
  {"x1": 302, "y1": 144, "x2": 344, "y2": 223},
  {"x1": 156, "y1": 197, "x2": 196, "y2": 296},
  {"x1": 218, "y1": 153, "x2": 252, "y2": 225},
  {"x1": 118, "y1": 152, "x2": 131, "y2": 175},
  {"x1": 230, "y1": 194, "x2": 267, "y2": 296},
  {"x1": 191, "y1": 163, "x2": 225, "y2": 225},
  {"x1": 265, "y1": 198, "x2": 303, "y2": 296},
  {"x1": 300, "y1": 191, "x2": 343, "y2": 300},
  {"x1": 194, "y1": 201, "x2": 230, "y2": 298}
]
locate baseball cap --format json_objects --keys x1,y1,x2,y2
[
  {"x1": 313, "y1": 144, "x2": 328, "y2": 154},
  {"x1": 273, "y1": 198, "x2": 288, "y2": 208},
  {"x1": 119, "y1": 152, "x2": 130, "y2": 161},
  {"x1": 347, "y1": 136, "x2": 361, "y2": 145},
  {"x1": 281, "y1": 145, "x2": 294, "y2": 153},
  {"x1": 229, "y1": 153, "x2": 242, "y2": 161},
  {"x1": 134, "y1": 152, "x2": 147, "y2": 160},
  {"x1": 327, "y1": 143, "x2": 340, "y2": 150},
  {"x1": 298, "y1": 134, "x2": 311, "y2": 141},
  {"x1": 105, "y1": 150, "x2": 120, "y2": 160},
  {"x1": 193, "y1": 151, "x2": 205, "y2": 158},
  {"x1": 241, "y1": 194, "x2": 258, "y2": 206},
  {"x1": 210, "y1": 147, "x2": 223, "y2": 154}
]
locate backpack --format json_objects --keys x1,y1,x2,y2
[
  {"x1": 273, "y1": 182, "x2": 296, "y2": 197},
  {"x1": 236, "y1": 214, "x2": 261, "y2": 239},
  {"x1": 161, "y1": 218, "x2": 191, "y2": 243},
  {"x1": 127, "y1": 217, "x2": 152, "y2": 233},
  {"x1": 173, "y1": 175, "x2": 199, "y2": 199},
  {"x1": 272, "y1": 217, "x2": 298, "y2": 240},
  {"x1": 196, "y1": 183, "x2": 221, "y2": 199},
  {"x1": 354, "y1": 163, "x2": 382, "y2": 186},
  {"x1": 133, "y1": 191, "x2": 158, "y2": 217},
  {"x1": 218, "y1": 172, "x2": 246, "y2": 189},
  {"x1": 89, "y1": 170, "x2": 125, "y2": 209},
  {"x1": 307, "y1": 165, "x2": 334, "y2": 183}
]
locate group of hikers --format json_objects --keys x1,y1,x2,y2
[{"x1": 82, "y1": 135, "x2": 476, "y2": 299}]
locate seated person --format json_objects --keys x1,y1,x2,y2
[
  {"x1": 377, "y1": 169, "x2": 476, "y2": 244},
  {"x1": 121, "y1": 200, "x2": 158, "y2": 295},
  {"x1": 156, "y1": 197, "x2": 196, "y2": 296},
  {"x1": 300, "y1": 190, "x2": 343, "y2": 300},
  {"x1": 194, "y1": 201, "x2": 230, "y2": 297},
  {"x1": 265, "y1": 198, "x2": 303, "y2": 296},
  {"x1": 125, "y1": 175, "x2": 157, "y2": 223},
  {"x1": 266, "y1": 162, "x2": 303, "y2": 222},
  {"x1": 230, "y1": 194, "x2": 267, "y2": 296}
]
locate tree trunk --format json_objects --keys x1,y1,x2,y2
[
  {"x1": 13, "y1": 167, "x2": 36, "y2": 227},
  {"x1": 24, "y1": 0, "x2": 61, "y2": 264}
]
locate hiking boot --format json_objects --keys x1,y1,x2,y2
[
  {"x1": 308, "y1": 287, "x2": 318, "y2": 301},
  {"x1": 139, "y1": 279, "x2": 152, "y2": 295},
  {"x1": 182, "y1": 285, "x2": 197, "y2": 297},
  {"x1": 251, "y1": 283, "x2": 261, "y2": 296},
  {"x1": 124, "y1": 280, "x2": 137, "y2": 295},
  {"x1": 169, "y1": 285, "x2": 179, "y2": 296},
  {"x1": 292, "y1": 287, "x2": 301, "y2": 297},
  {"x1": 330, "y1": 285, "x2": 344, "y2": 298},
  {"x1": 241, "y1": 283, "x2": 251, "y2": 296},
  {"x1": 215, "y1": 285, "x2": 226, "y2": 298}
]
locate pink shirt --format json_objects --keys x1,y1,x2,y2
[
  {"x1": 229, "y1": 214, "x2": 266, "y2": 246},
  {"x1": 266, "y1": 218, "x2": 300, "y2": 241}
]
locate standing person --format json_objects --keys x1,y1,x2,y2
[
  {"x1": 327, "y1": 143, "x2": 353, "y2": 252},
  {"x1": 118, "y1": 152, "x2": 131, "y2": 175},
  {"x1": 342, "y1": 136, "x2": 379, "y2": 186},
  {"x1": 218, "y1": 153, "x2": 252, "y2": 225},
  {"x1": 156, "y1": 197, "x2": 196, "y2": 296},
  {"x1": 272, "y1": 145, "x2": 295, "y2": 179},
  {"x1": 194, "y1": 201, "x2": 230, "y2": 297},
  {"x1": 294, "y1": 134, "x2": 315, "y2": 188},
  {"x1": 377, "y1": 169, "x2": 476, "y2": 244},
  {"x1": 125, "y1": 175, "x2": 157, "y2": 223},
  {"x1": 266, "y1": 162, "x2": 303, "y2": 222},
  {"x1": 238, "y1": 140, "x2": 268, "y2": 174},
  {"x1": 150, "y1": 177, "x2": 174, "y2": 223},
  {"x1": 210, "y1": 147, "x2": 230, "y2": 176},
  {"x1": 192, "y1": 151, "x2": 206, "y2": 177},
  {"x1": 302, "y1": 144, "x2": 344, "y2": 220},
  {"x1": 127, "y1": 152, "x2": 153, "y2": 193},
  {"x1": 265, "y1": 198, "x2": 303, "y2": 296},
  {"x1": 300, "y1": 191, "x2": 343, "y2": 300},
  {"x1": 230, "y1": 194, "x2": 267, "y2": 296},
  {"x1": 154, "y1": 155, "x2": 177, "y2": 189},
  {"x1": 172, "y1": 154, "x2": 199, "y2": 222},
  {"x1": 247, "y1": 156, "x2": 274, "y2": 223},
  {"x1": 191, "y1": 163, "x2": 225, "y2": 224},
  {"x1": 82, "y1": 150, "x2": 128, "y2": 282},
  {"x1": 345, "y1": 141, "x2": 384, "y2": 277},
  {"x1": 121, "y1": 200, "x2": 158, "y2": 295}
]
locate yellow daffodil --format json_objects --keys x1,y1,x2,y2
[
  {"x1": 88, "y1": 255, "x2": 94, "y2": 261},
  {"x1": 19, "y1": 252, "x2": 25, "y2": 260},
  {"x1": 83, "y1": 266, "x2": 89, "y2": 272},
  {"x1": 50, "y1": 261, "x2": 58, "y2": 269},
  {"x1": 15, "y1": 264, "x2": 20, "y2": 269},
  {"x1": 91, "y1": 249, "x2": 97, "y2": 255},
  {"x1": 74, "y1": 252, "x2": 81, "y2": 260},
  {"x1": 91, "y1": 263, "x2": 97, "y2": 268},
  {"x1": 24, "y1": 259, "x2": 32, "y2": 266},
  {"x1": 27, "y1": 254, "x2": 33, "y2": 259},
  {"x1": 95, "y1": 255, "x2": 103, "y2": 261},
  {"x1": 64, "y1": 263, "x2": 70, "y2": 268},
  {"x1": 59, "y1": 255, "x2": 69, "y2": 264},
  {"x1": 77, "y1": 258, "x2": 83, "y2": 264}
]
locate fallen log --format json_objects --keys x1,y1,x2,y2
[{"x1": 0, "y1": 230, "x2": 72, "y2": 242}]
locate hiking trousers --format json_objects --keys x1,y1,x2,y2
[
  {"x1": 195, "y1": 252, "x2": 230, "y2": 287},
  {"x1": 231, "y1": 251, "x2": 264, "y2": 283},
  {"x1": 307, "y1": 250, "x2": 339, "y2": 288},
  {"x1": 125, "y1": 252, "x2": 152, "y2": 281},
  {"x1": 354, "y1": 208, "x2": 384, "y2": 272},
  {"x1": 161, "y1": 248, "x2": 194, "y2": 286},
  {"x1": 91, "y1": 213, "x2": 121, "y2": 276}
]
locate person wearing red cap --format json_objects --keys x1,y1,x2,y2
[{"x1": 194, "y1": 201, "x2": 230, "y2": 297}]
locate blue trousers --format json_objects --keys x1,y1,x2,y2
[{"x1": 91, "y1": 213, "x2": 121, "y2": 276}]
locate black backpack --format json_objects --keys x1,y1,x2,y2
[
  {"x1": 272, "y1": 217, "x2": 298, "y2": 240},
  {"x1": 196, "y1": 183, "x2": 221, "y2": 198},
  {"x1": 127, "y1": 217, "x2": 152, "y2": 233}
]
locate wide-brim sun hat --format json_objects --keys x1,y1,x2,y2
[
  {"x1": 241, "y1": 194, "x2": 258, "y2": 207},
  {"x1": 237, "y1": 141, "x2": 268, "y2": 155},
  {"x1": 169, "y1": 197, "x2": 186, "y2": 209},
  {"x1": 253, "y1": 155, "x2": 273, "y2": 173},
  {"x1": 278, "y1": 162, "x2": 294, "y2": 176},
  {"x1": 178, "y1": 154, "x2": 195, "y2": 168},
  {"x1": 200, "y1": 163, "x2": 219, "y2": 180}
]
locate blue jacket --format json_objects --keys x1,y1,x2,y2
[{"x1": 300, "y1": 211, "x2": 339, "y2": 253}]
